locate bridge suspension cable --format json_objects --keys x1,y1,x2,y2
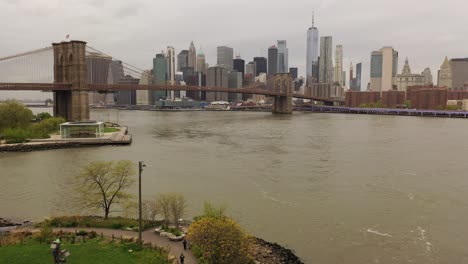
[
  {"x1": 85, "y1": 45, "x2": 151, "y2": 80},
  {"x1": 0, "y1": 46, "x2": 54, "y2": 83}
]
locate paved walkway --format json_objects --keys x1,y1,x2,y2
[{"x1": 51, "y1": 227, "x2": 197, "y2": 264}]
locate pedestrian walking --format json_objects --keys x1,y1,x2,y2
[
  {"x1": 182, "y1": 238, "x2": 187, "y2": 251},
  {"x1": 180, "y1": 253, "x2": 185, "y2": 264}
]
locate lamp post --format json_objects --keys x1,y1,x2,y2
[{"x1": 138, "y1": 161, "x2": 146, "y2": 246}]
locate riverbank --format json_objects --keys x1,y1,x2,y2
[
  {"x1": 1, "y1": 219, "x2": 304, "y2": 264},
  {"x1": 297, "y1": 105, "x2": 468, "y2": 118},
  {"x1": 0, "y1": 127, "x2": 131, "y2": 152}
]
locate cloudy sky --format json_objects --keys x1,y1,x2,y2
[{"x1": 0, "y1": 0, "x2": 466, "y2": 99}]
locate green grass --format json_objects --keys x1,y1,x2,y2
[
  {"x1": 103, "y1": 127, "x2": 120, "y2": 133},
  {"x1": 0, "y1": 238, "x2": 168, "y2": 264}
]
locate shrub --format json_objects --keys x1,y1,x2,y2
[
  {"x1": 77, "y1": 230, "x2": 88, "y2": 236},
  {"x1": 188, "y1": 217, "x2": 253, "y2": 264},
  {"x1": 36, "y1": 112, "x2": 52, "y2": 120},
  {"x1": 47, "y1": 216, "x2": 154, "y2": 230},
  {"x1": 88, "y1": 231, "x2": 97, "y2": 239},
  {"x1": 0, "y1": 100, "x2": 34, "y2": 131},
  {"x1": 2, "y1": 128, "x2": 30, "y2": 143},
  {"x1": 35, "y1": 222, "x2": 55, "y2": 244}
]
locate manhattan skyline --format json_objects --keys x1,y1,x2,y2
[{"x1": 0, "y1": 0, "x2": 466, "y2": 100}]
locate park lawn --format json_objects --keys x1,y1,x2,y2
[
  {"x1": 103, "y1": 127, "x2": 120, "y2": 133},
  {"x1": 0, "y1": 238, "x2": 166, "y2": 264}
]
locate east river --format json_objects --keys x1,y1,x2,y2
[{"x1": 1, "y1": 108, "x2": 468, "y2": 263}]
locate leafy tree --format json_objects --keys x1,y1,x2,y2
[
  {"x1": 142, "y1": 199, "x2": 159, "y2": 222},
  {"x1": 169, "y1": 193, "x2": 186, "y2": 228},
  {"x1": 155, "y1": 193, "x2": 187, "y2": 227},
  {"x1": 188, "y1": 216, "x2": 253, "y2": 264},
  {"x1": 156, "y1": 194, "x2": 172, "y2": 225},
  {"x1": 75, "y1": 160, "x2": 136, "y2": 219},
  {"x1": 36, "y1": 112, "x2": 52, "y2": 120},
  {"x1": 0, "y1": 100, "x2": 33, "y2": 131},
  {"x1": 30, "y1": 117, "x2": 65, "y2": 138},
  {"x1": 194, "y1": 201, "x2": 227, "y2": 221}
]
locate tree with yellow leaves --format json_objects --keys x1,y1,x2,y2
[{"x1": 187, "y1": 202, "x2": 253, "y2": 264}]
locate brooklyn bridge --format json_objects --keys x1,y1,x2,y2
[{"x1": 0, "y1": 40, "x2": 339, "y2": 121}]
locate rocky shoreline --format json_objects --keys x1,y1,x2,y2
[
  {"x1": 251, "y1": 237, "x2": 304, "y2": 264},
  {"x1": 0, "y1": 142, "x2": 83, "y2": 152}
]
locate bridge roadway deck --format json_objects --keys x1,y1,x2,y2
[{"x1": 0, "y1": 82, "x2": 338, "y2": 103}]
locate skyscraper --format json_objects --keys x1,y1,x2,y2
[
  {"x1": 334, "y1": 45, "x2": 343, "y2": 86},
  {"x1": 177, "y1": 50, "x2": 189, "y2": 72},
  {"x1": 188, "y1": 41, "x2": 197, "y2": 71},
  {"x1": 228, "y1": 71, "x2": 242, "y2": 102},
  {"x1": 277, "y1": 40, "x2": 288, "y2": 73},
  {"x1": 233, "y1": 56, "x2": 245, "y2": 76},
  {"x1": 86, "y1": 52, "x2": 112, "y2": 105},
  {"x1": 245, "y1": 61, "x2": 256, "y2": 76},
  {"x1": 355, "y1": 63, "x2": 362, "y2": 91},
  {"x1": 136, "y1": 70, "x2": 153, "y2": 105},
  {"x1": 306, "y1": 13, "x2": 319, "y2": 83},
  {"x1": 289, "y1": 67, "x2": 298, "y2": 79},
  {"x1": 437, "y1": 57, "x2": 452, "y2": 89},
  {"x1": 153, "y1": 53, "x2": 167, "y2": 101},
  {"x1": 106, "y1": 60, "x2": 124, "y2": 104},
  {"x1": 268, "y1": 45, "x2": 278, "y2": 75},
  {"x1": 206, "y1": 66, "x2": 229, "y2": 102},
  {"x1": 217, "y1": 46, "x2": 233, "y2": 71},
  {"x1": 319, "y1": 36, "x2": 333, "y2": 83},
  {"x1": 254, "y1": 57, "x2": 267, "y2": 76},
  {"x1": 450, "y1": 58, "x2": 468, "y2": 90},
  {"x1": 167, "y1": 46, "x2": 176, "y2": 99},
  {"x1": 196, "y1": 51, "x2": 206, "y2": 73},
  {"x1": 370, "y1": 47, "x2": 398, "y2": 92}
]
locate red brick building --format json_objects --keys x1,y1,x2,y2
[
  {"x1": 345, "y1": 91, "x2": 381, "y2": 107},
  {"x1": 382, "y1": 91, "x2": 405, "y2": 107},
  {"x1": 447, "y1": 90, "x2": 468, "y2": 100},
  {"x1": 411, "y1": 88, "x2": 447, "y2": 110}
]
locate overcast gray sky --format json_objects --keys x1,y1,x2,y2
[{"x1": 0, "y1": 0, "x2": 466, "y2": 100}]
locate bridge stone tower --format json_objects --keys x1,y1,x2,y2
[
  {"x1": 52, "y1": 41, "x2": 89, "y2": 121},
  {"x1": 271, "y1": 73, "x2": 293, "y2": 114}
]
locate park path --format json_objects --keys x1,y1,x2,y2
[{"x1": 51, "y1": 227, "x2": 197, "y2": 264}]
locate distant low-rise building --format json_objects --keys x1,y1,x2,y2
[
  {"x1": 407, "y1": 86, "x2": 447, "y2": 110},
  {"x1": 381, "y1": 90, "x2": 405, "y2": 107}
]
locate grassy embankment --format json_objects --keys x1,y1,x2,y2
[{"x1": 0, "y1": 237, "x2": 169, "y2": 264}]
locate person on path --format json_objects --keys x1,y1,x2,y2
[
  {"x1": 180, "y1": 253, "x2": 185, "y2": 264},
  {"x1": 51, "y1": 239, "x2": 61, "y2": 264},
  {"x1": 182, "y1": 238, "x2": 187, "y2": 251}
]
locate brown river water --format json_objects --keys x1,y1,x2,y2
[{"x1": 1, "y1": 108, "x2": 468, "y2": 263}]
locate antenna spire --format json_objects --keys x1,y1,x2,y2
[{"x1": 312, "y1": 10, "x2": 315, "y2": 28}]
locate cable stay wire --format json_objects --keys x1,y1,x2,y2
[
  {"x1": 0, "y1": 46, "x2": 53, "y2": 62},
  {"x1": 85, "y1": 45, "x2": 150, "y2": 75}
]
